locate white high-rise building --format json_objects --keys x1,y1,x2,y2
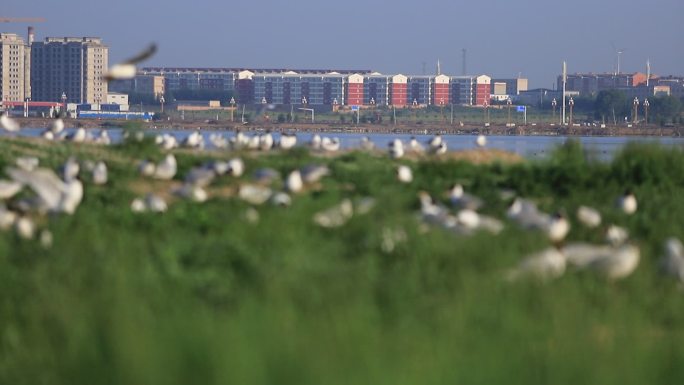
[{"x1": 0, "y1": 33, "x2": 28, "y2": 102}]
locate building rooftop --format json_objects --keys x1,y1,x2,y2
[{"x1": 141, "y1": 67, "x2": 373, "y2": 75}]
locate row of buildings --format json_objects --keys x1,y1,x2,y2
[
  {"x1": 2, "y1": 29, "x2": 525, "y2": 109},
  {"x1": 121, "y1": 69, "x2": 505, "y2": 107},
  {"x1": 3, "y1": 28, "x2": 680, "y2": 111},
  {"x1": 113, "y1": 68, "x2": 529, "y2": 108},
  {"x1": 558, "y1": 72, "x2": 684, "y2": 100}
]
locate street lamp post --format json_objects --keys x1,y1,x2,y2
[
  {"x1": 61, "y1": 92, "x2": 67, "y2": 116},
  {"x1": 551, "y1": 98, "x2": 557, "y2": 125},
  {"x1": 369, "y1": 97, "x2": 376, "y2": 123},
  {"x1": 302, "y1": 96, "x2": 307, "y2": 122},
  {"x1": 632, "y1": 97, "x2": 639, "y2": 124},
  {"x1": 261, "y1": 97, "x2": 268, "y2": 122},
  {"x1": 483, "y1": 100, "x2": 489, "y2": 126},
  {"x1": 439, "y1": 98, "x2": 445, "y2": 122},
  {"x1": 507, "y1": 97, "x2": 512, "y2": 127},
  {"x1": 298, "y1": 96, "x2": 314, "y2": 123},
  {"x1": 568, "y1": 97, "x2": 575, "y2": 126},
  {"x1": 229, "y1": 97, "x2": 236, "y2": 122},
  {"x1": 643, "y1": 98, "x2": 650, "y2": 125},
  {"x1": 159, "y1": 95, "x2": 165, "y2": 114}
]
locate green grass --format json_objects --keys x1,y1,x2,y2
[{"x1": 0, "y1": 138, "x2": 683, "y2": 384}]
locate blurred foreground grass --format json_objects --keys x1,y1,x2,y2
[{"x1": 0, "y1": 137, "x2": 683, "y2": 384}]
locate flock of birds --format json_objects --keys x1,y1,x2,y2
[{"x1": 1, "y1": 111, "x2": 684, "y2": 287}]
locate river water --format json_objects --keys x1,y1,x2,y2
[{"x1": 5, "y1": 127, "x2": 684, "y2": 160}]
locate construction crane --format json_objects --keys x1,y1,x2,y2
[{"x1": 0, "y1": 17, "x2": 46, "y2": 23}]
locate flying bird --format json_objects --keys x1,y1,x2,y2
[{"x1": 104, "y1": 43, "x2": 157, "y2": 81}]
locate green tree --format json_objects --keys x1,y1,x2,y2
[
  {"x1": 651, "y1": 95, "x2": 682, "y2": 124},
  {"x1": 595, "y1": 90, "x2": 627, "y2": 124}
]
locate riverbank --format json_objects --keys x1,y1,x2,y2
[{"x1": 14, "y1": 116, "x2": 684, "y2": 137}]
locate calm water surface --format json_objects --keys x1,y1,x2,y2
[{"x1": 7, "y1": 127, "x2": 684, "y2": 159}]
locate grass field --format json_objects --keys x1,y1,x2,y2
[{"x1": 0, "y1": 136, "x2": 683, "y2": 384}]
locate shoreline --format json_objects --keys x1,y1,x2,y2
[{"x1": 12, "y1": 117, "x2": 684, "y2": 137}]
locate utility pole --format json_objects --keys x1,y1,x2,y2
[
  {"x1": 507, "y1": 98, "x2": 512, "y2": 127},
  {"x1": 450, "y1": 103, "x2": 454, "y2": 125},
  {"x1": 562, "y1": 61, "x2": 567, "y2": 125}
]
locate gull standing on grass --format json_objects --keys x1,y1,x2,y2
[
  {"x1": 300, "y1": 164, "x2": 330, "y2": 184},
  {"x1": 0, "y1": 113, "x2": 19, "y2": 132},
  {"x1": 606, "y1": 224, "x2": 629, "y2": 246},
  {"x1": 586, "y1": 243, "x2": 640, "y2": 280},
  {"x1": 617, "y1": 190, "x2": 637, "y2": 214},
  {"x1": 279, "y1": 133, "x2": 298, "y2": 150},
  {"x1": 61, "y1": 157, "x2": 80, "y2": 181},
  {"x1": 408, "y1": 136, "x2": 424, "y2": 154},
  {"x1": 576, "y1": 205, "x2": 601, "y2": 228},
  {"x1": 321, "y1": 137, "x2": 341, "y2": 152},
  {"x1": 0, "y1": 179, "x2": 23, "y2": 200},
  {"x1": 389, "y1": 139, "x2": 404, "y2": 159},
  {"x1": 475, "y1": 134, "x2": 487, "y2": 148},
  {"x1": 226, "y1": 158, "x2": 245, "y2": 177},
  {"x1": 448, "y1": 184, "x2": 483, "y2": 210},
  {"x1": 396, "y1": 165, "x2": 413, "y2": 183},
  {"x1": 140, "y1": 155, "x2": 177, "y2": 179},
  {"x1": 0, "y1": 204, "x2": 18, "y2": 230},
  {"x1": 285, "y1": 170, "x2": 304, "y2": 193},
  {"x1": 506, "y1": 247, "x2": 566, "y2": 282},
  {"x1": 310, "y1": 134, "x2": 322, "y2": 150},
  {"x1": 131, "y1": 193, "x2": 168, "y2": 213},
  {"x1": 92, "y1": 161, "x2": 108, "y2": 185},
  {"x1": 65, "y1": 127, "x2": 86, "y2": 143},
  {"x1": 7, "y1": 166, "x2": 83, "y2": 215},
  {"x1": 259, "y1": 131, "x2": 274, "y2": 151},
  {"x1": 16, "y1": 156, "x2": 39, "y2": 171},
  {"x1": 360, "y1": 136, "x2": 375, "y2": 151},
  {"x1": 660, "y1": 237, "x2": 684, "y2": 284}
]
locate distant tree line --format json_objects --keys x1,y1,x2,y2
[
  {"x1": 539, "y1": 90, "x2": 683, "y2": 126},
  {"x1": 593, "y1": 90, "x2": 682, "y2": 125}
]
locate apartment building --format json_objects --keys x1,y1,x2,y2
[
  {"x1": 252, "y1": 73, "x2": 345, "y2": 106},
  {"x1": 363, "y1": 74, "x2": 390, "y2": 105},
  {"x1": 109, "y1": 74, "x2": 165, "y2": 98},
  {"x1": 491, "y1": 78, "x2": 529, "y2": 96},
  {"x1": 0, "y1": 33, "x2": 28, "y2": 102},
  {"x1": 559, "y1": 72, "x2": 648, "y2": 96},
  {"x1": 31, "y1": 37, "x2": 108, "y2": 104}
]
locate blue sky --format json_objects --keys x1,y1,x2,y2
[{"x1": 4, "y1": 0, "x2": 683, "y2": 87}]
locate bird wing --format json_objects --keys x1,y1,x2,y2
[
  {"x1": 123, "y1": 43, "x2": 157, "y2": 65},
  {"x1": 6, "y1": 167, "x2": 66, "y2": 209}
]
